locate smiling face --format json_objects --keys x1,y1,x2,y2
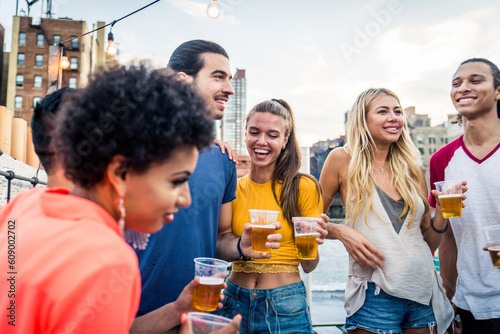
[
  {"x1": 245, "y1": 112, "x2": 289, "y2": 170},
  {"x1": 451, "y1": 61, "x2": 500, "y2": 120},
  {"x1": 123, "y1": 146, "x2": 199, "y2": 233},
  {"x1": 366, "y1": 94, "x2": 404, "y2": 146},
  {"x1": 192, "y1": 53, "x2": 234, "y2": 120}
]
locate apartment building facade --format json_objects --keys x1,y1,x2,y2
[{"x1": 5, "y1": 16, "x2": 105, "y2": 122}]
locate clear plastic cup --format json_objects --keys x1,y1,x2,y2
[
  {"x1": 293, "y1": 217, "x2": 321, "y2": 260},
  {"x1": 249, "y1": 209, "x2": 279, "y2": 253},
  {"x1": 434, "y1": 180, "x2": 463, "y2": 219},
  {"x1": 192, "y1": 258, "x2": 229, "y2": 312}
]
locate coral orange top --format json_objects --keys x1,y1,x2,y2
[{"x1": 0, "y1": 188, "x2": 141, "y2": 333}]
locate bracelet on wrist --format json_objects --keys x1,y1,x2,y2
[
  {"x1": 237, "y1": 236, "x2": 252, "y2": 261},
  {"x1": 430, "y1": 217, "x2": 449, "y2": 234}
]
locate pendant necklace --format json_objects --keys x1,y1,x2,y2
[{"x1": 377, "y1": 162, "x2": 386, "y2": 175}]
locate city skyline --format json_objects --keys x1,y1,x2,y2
[{"x1": 1, "y1": 0, "x2": 499, "y2": 146}]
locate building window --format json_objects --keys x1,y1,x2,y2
[
  {"x1": 68, "y1": 77, "x2": 77, "y2": 88},
  {"x1": 71, "y1": 37, "x2": 78, "y2": 49},
  {"x1": 418, "y1": 147, "x2": 425, "y2": 155},
  {"x1": 417, "y1": 135, "x2": 424, "y2": 145},
  {"x1": 36, "y1": 34, "x2": 44, "y2": 46},
  {"x1": 16, "y1": 74, "x2": 24, "y2": 87},
  {"x1": 14, "y1": 96, "x2": 23, "y2": 109},
  {"x1": 428, "y1": 148, "x2": 432, "y2": 155},
  {"x1": 35, "y1": 54, "x2": 43, "y2": 67},
  {"x1": 70, "y1": 57, "x2": 78, "y2": 70},
  {"x1": 37, "y1": 34, "x2": 44, "y2": 46},
  {"x1": 33, "y1": 97, "x2": 42, "y2": 108},
  {"x1": 19, "y1": 32, "x2": 26, "y2": 45},
  {"x1": 53, "y1": 34, "x2": 61, "y2": 45},
  {"x1": 17, "y1": 53, "x2": 25, "y2": 66},
  {"x1": 34, "y1": 75, "x2": 43, "y2": 88}
]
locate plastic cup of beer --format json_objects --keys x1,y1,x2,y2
[
  {"x1": 434, "y1": 180, "x2": 463, "y2": 219},
  {"x1": 249, "y1": 209, "x2": 279, "y2": 253},
  {"x1": 293, "y1": 217, "x2": 321, "y2": 260},
  {"x1": 180, "y1": 312, "x2": 232, "y2": 334},
  {"x1": 192, "y1": 258, "x2": 229, "y2": 312},
  {"x1": 483, "y1": 226, "x2": 500, "y2": 268}
]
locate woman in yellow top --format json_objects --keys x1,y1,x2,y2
[{"x1": 219, "y1": 99, "x2": 328, "y2": 334}]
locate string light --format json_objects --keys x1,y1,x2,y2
[
  {"x1": 206, "y1": 0, "x2": 221, "y2": 19},
  {"x1": 56, "y1": 0, "x2": 221, "y2": 69},
  {"x1": 60, "y1": 49, "x2": 70, "y2": 69},
  {"x1": 106, "y1": 31, "x2": 118, "y2": 57}
]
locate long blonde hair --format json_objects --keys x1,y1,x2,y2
[
  {"x1": 245, "y1": 99, "x2": 321, "y2": 224},
  {"x1": 344, "y1": 88, "x2": 428, "y2": 227}
]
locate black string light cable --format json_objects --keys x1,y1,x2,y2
[{"x1": 59, "y1": 0, "x2": 161, "y2": 46}]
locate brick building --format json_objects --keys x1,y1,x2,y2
[{"x1": 5, "y1": 16, "x2": 106, "y2": 122}]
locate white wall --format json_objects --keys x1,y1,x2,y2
[{"x1": 0, "y1": 152, "x2": 47, "y2": 207}]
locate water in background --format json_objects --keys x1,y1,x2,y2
[{"x1": 302, "y1": 239, "x2": 349, "y2": 333}]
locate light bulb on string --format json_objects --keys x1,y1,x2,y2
[
  {"x1": 60, "y1": 49, "x2": 70, "y2": 69},
  {"x1": 206, "y1": 0, "x2": 221, "y2": 19},
  {"x1": 106, "y1": 31, "x2": 118, "y2": 57}
]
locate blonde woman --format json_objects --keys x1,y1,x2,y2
[
  {"x1": 219, "y1": 99, "x2": 328, "y2": 334},
  {"x1": 320, "y1": 88, "x2": 462, "y2": 334}
]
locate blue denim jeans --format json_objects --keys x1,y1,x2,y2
[
  {"x1": 345, "y1": 282, "x2": 436, "y2": 334},
  {"x1": 217, "y1": 279, "x2": 313, "y2": 334}
]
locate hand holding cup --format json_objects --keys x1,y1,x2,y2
[
  {"x1": 483, "y1": 225, "x2": 500, "y2": 268},
  {"x1": 248, "y1": 209, "x2": 281, "y2": 255},
  {"x1": 293, "y1": 216, "x2": 327, "y2": 260},
  {"x1": 192, "y1": 258, "x2": 229, "y2": 312},
  {"x1": 432, "y1": 180, "x2": 467, "y2": 219},
  {"x1": 240, "y1": 222, "x2": 282, "y2": 260}
]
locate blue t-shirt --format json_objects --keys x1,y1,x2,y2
[{"x1": 135, "y1": 144, "x2": 237, "y2": 316}]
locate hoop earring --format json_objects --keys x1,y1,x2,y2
[{"x1": 118, "y1": 197, "x2": 150, "y2": 250}]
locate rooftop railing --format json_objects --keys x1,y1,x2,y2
[{"x1": 0, "y1": 170, "x2": 47, "y2": 202}]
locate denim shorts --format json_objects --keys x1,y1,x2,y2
[
  {"x1": 345, "y1": 282, "x2": 436, "y2": 334},
  {"x1": 217, "y1": 279, "x2": 312, "y2": 334}
]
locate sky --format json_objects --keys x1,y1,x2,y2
[{"x1": 1, "y1": 0, "x2": 499, "y2": 146}]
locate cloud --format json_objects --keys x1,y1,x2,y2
[{"x1": 164, "y1": 0, "x2": 238, "y2": 24}]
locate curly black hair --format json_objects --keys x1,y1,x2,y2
[{"x1": 56, "y1": 62, "x2": 213, "y2": 189}]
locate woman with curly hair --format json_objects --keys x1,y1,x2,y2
[
  {"x1": 219, "y1": 99, "x2": 328, "y2": 333},
  {"x1": 320, "y1": 88, "x2": 461, "y2": 334},
  {"x1": 0, "y1": 63, "x2": 240, "y2": 333}
]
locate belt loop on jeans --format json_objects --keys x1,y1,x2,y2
[{"x1": 233, "y1": 282, "x2": 241, "y2": 301}]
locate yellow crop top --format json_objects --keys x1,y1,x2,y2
[{"x1": 231, "y1": 174, "x2": 323, "y2": 273}]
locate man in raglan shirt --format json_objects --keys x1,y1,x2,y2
[{"x1": 429, "y1": 58, "x2": 500, "y2": 333}]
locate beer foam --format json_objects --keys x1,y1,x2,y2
[
  {"x1": 296, "y1": 232, "x2": 321, "y2": 237},
  {"x1": 438, "y1": 194, "x2": 461, "y2": 198},
  {"x1": 488, "y1": 246, "x2": 500, "y2": 251},
  {"x1": 251, "y1": 224, "x2": 276, "y2": 229},
  {"x1": 199, "y1": 277, "x2": 224, "y2": 285}
]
